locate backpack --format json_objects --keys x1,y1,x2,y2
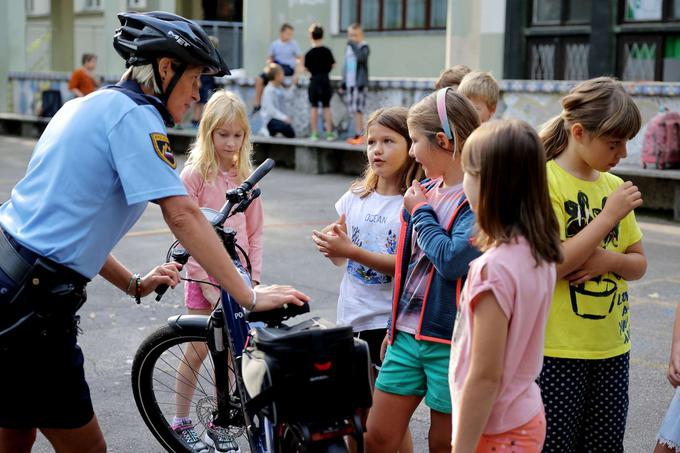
[
  {"x1": 39, "y1": 89, "x2": 62, "y2": 118},
  {"x1": 642, "y1": 111, "x2": 680, "y2": 169}
]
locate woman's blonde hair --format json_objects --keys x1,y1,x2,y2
[
  {"x1": 122, "y1": 64, "x2": 161, "y2": 95},
  {"x1": 121, "y1": 58, "x2": 186, "y2": 95},
  {"x1": 407, "y1": 89, "x2": 480, "y2": 157},
  {"x1": 186, "y1": 90, "x2": 253, "y2": 182},
  {"x1": 540, "y1": 77, "x2": 642, "y2": 160},
  {"x1": 462, "y1": 119, "x2": 563, "y2": 265},
  {"x1": 351, "y1": 107, "x2": 422, "y2": 198}
]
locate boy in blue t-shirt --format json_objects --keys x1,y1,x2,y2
[{"x1": 253, "y1": 23, "x2": 301, "y2": 112}]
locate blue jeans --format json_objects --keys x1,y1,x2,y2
[{"x1": 267, "y1": 118, "x2": 295, "y2": 138}]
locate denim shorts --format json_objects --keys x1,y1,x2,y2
[
  {"x1": 658, "y1": 387, "x2": 680, "y2": 452},
  {"x1": 375, "y1": 331, "x2": 452, "y2": 413}
]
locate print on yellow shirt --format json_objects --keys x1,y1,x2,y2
[{"x1": 545, "y1": 160, "x2": 641, "y2": 359}]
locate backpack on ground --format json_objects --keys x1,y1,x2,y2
[
  {"x1": 38, "y1": 89, "x2": 62, "y2": 118},
  {"x1": 642, "y1": 111, "x2": 680, "y2": 169}
]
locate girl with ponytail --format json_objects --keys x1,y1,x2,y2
[{"x1": 537, "y1": 77, "x2": 648, "y2": 452}]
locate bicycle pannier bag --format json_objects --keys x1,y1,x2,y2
[{"x1": 242, "y1": 317, "x2": 372, "y2": 424}]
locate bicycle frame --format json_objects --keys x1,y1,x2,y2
[
  {"x1": 216, "y1": 283, "x2": 274, "y2": 452},
  {"x1": 164, "y1": 263, "x2": 273, "y2": 451}
]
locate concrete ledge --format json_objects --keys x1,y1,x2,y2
[
  {"x1": 0, "y1": 113, "x2": 49, "y2": 138},
  {"x1": 0, "y1": 116, "x2": 366, "y2": 176},
  {"x1": 166, "y1": 128, "x2": 366, "y2": 175}
]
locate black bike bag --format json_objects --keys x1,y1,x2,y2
[{"x1": 242, "y1": 317, "x2": 373, "y2": 425}]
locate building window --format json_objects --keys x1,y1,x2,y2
[
  {"x1": 618, "y1": 0, "x2": 680, "y2": 81},
  {"x1": 339, "y1": 0, "x2": 446, "y2": 31},
  {"x1": 83, "y1": 0, "x2": 102, "y2": 10},
  {"x1": 523, "y1": 0, "x2": 592, "y2": 80},
  {"x1": 531, "y1": 0, "x2": 592, "y2": 25},
  {"x1": 528, "y1": 37, "x2": 590, "y2": 80},
  {"x1": 127, "y1": 0, "x2": 147, "y2": 9},
  {"x1": 26, "y1": 0, "x2": 50, "y2": 15}
]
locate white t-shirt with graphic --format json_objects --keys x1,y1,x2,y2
[{"x1": 335, "y1": 190, "x2": 403, "y2": 331}]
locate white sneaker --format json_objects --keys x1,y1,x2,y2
[
  {"x1": 204, "y1": 423, "x2": 240, "y2": 453},
  {"x1": 173, "y1": 420, "x2": 210, "y2": 453}
]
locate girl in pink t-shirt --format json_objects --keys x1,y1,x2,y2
[
  {"x1": 172, "y1": 90, "x2": 263, "y2": 451},
  {"x1": 450, "y1": 120, "x2": 563, "y2": 453}
]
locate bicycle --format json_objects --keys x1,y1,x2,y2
[{"x1": 131, "y1": 159, "x2": 373, "y2": 452}]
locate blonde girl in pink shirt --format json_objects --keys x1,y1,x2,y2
[
  {"x1": 450, "y1": 120, "x2": 563, "y2": 453},
  {"x1": 172, "y1": 89, "x2": 263, "y2": 452}
]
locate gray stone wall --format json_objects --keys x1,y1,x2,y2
[{"x1": 8, "y1": 72, "x2": 680, "y2": 166}]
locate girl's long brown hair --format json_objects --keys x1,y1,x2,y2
[
  {"x1": 462, "y1": 119, "x2": 563, "y2": 265},
  {"x1": 540, "y1": 77, "x2": 641, "y2": 160},
  {"x1": 351, "y1": 107, "x2": 422, "y2": 197}
]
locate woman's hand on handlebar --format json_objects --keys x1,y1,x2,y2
[
  {"x1": 139, "y1": 262, "x2": 182, "y2": 297},
  {"x1": 252, "y1": 284, "x2": 310, "y2": 312}
]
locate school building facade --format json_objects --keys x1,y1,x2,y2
[
  {"x1": 2, "y1": 0, "x2": 680, "y2": 148},
  {"x1": 3, "y1": 0, "x2": 680, "y2": 107}
]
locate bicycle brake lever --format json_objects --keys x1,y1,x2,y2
[{"x1": 232, "y1": 189, "x2": 261, "y2": 215}]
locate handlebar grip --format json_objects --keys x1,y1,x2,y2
[
  {"x1": 154, "y1": 248, "x2": 189, "y2": 302},
  {"x1": 245, "y1": 302, "x2": 310, "y2": 323},
  {"x1": 154, "y1": 284, "x2": 169, "y2": 301},
  {"x1": 242, "y1": 158, "x2": 275, "y2": 191}
]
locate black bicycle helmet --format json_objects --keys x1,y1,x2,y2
[
  {"x1": 114, "y1": 11, "x2": 229, "y2": 76},
  {"x1": 113, "y1": 11, "x2": 229, "y2": 105}
]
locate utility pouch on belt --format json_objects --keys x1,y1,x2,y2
[{"x1": 0, "y1": 258, "x2": 87, "y2": 341}]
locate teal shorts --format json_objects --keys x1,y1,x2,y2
[{"x1": 375, "y1": 331, "x2": 452, "y2": 414}]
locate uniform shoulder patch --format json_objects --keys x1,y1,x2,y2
[{"x1": 150, "y1": 133, "x2": 176, "y2": 169}]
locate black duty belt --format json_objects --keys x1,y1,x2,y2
[
  {"x1": 0, "y1": 228, "x2": 31, "y2": 284},
  {"x1": 0, "y1": 229, "x2": 89, "y2": 286}
]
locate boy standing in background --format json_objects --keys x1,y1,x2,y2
[
  {"x1": 304, "y1": 23, "x2": 336, "y2": 141},
  {"x1": 340, "y1": 23, "x2": 370, "y2": 145}
]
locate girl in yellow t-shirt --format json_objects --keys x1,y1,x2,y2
[{"x1": 537, "y1": 77, "x2": 648, "y2": 453}]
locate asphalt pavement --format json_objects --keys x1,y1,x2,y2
[{"x1": 1, "y1": 134, "x2": 679, "y2": 452}]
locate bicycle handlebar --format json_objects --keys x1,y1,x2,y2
[
  {"x1": 212, "y1": 158, "x2": 275, "y2": 227},
  {"x1": 242, "y1": 158, "x2": 275, "y2": 192},
  {"x1": 154, "y1": 159, "x2": 276, "y2": 302}
]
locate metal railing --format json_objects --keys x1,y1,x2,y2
[{"x1": 195, "y1": 20, "x2": 243, "y2": 70}]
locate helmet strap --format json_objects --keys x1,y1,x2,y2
[{"x1": 152, "y1": 60, "x2": 188, "y2": 105}]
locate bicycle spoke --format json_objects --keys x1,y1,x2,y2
[
  {"x1": 153, "y1": 362, "x2": 210, "y2": 398},
  {"x1": 159, "y1": 344, "x2": 215, "y2": 395}
]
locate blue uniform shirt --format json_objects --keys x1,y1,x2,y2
[{"x1": 0, "y1": 81, "x2": 187, "y2": 278}]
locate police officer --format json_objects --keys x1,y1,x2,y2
[{"x1": 0, "y1": 11, "x2": 308, "y2": 453}]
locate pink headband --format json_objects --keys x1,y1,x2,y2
[{"x1": 436, "y1": 87, "x2": 453, "y2": 140}]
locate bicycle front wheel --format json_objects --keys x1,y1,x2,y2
[{"x1": 131, "y1": 325, "x2": 247, "y2": 452}]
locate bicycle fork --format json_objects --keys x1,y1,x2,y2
[{"x1": 208, "y1": 304, "x2": 270, "y2": 451}]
